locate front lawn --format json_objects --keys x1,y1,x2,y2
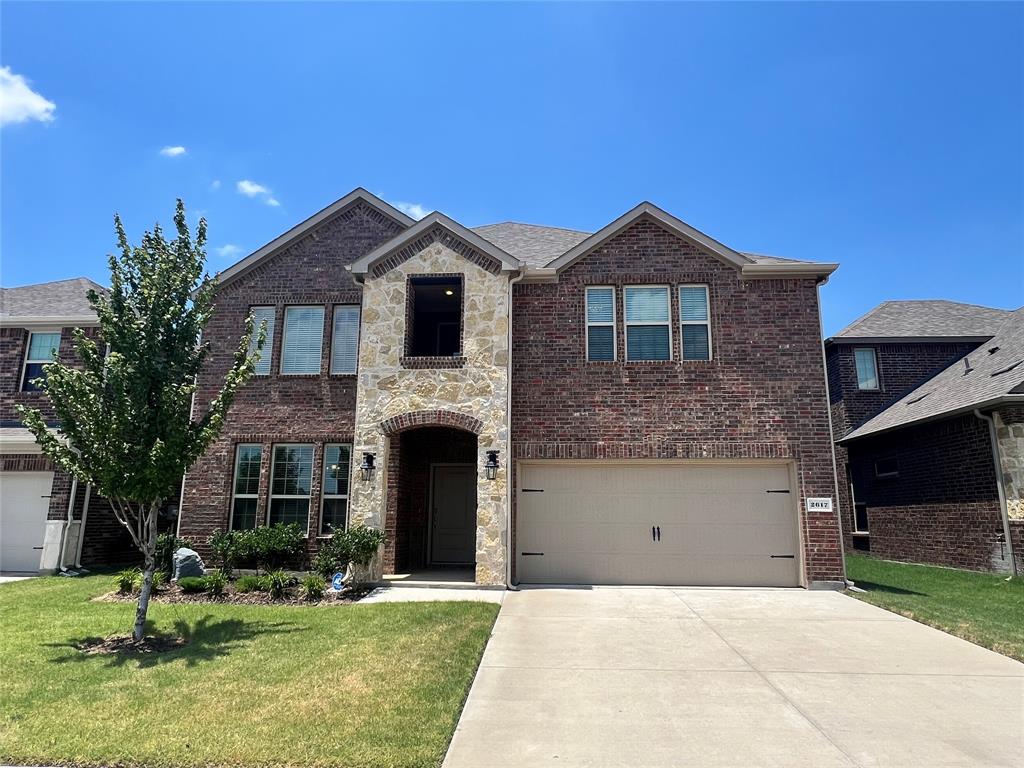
[
  {"x1": 0, "y1": 574, "x2": 498, "y2": 768},
  {"x1": 846, "y1": 554, "x2": 1024, "y2": 661}
]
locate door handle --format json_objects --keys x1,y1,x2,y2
[
  {"x1": 656, "y1": 526, "x2": 661, "y2": 541},
  {"x1": 652, "y1": 526, "x2": 656, "y2": 542}
]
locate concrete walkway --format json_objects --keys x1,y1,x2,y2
[{"x1": 443, "y1": 587, "x2": 1024, "y2": 767}]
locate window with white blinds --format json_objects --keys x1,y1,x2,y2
[
  {"x1": 623, "y1": 286, "x2": 671, "y2": 361},
  {"x1": 679, "y1": 285, "x2": 712, "y2": 361},
  {"x1": 249, "y1": 307, "x2": 276, "y2": 375},
  {"x1": 280, "y1": 306, "x2": 324, "y2": 375},
  {"x1": 331, "y1": 305, "x2": 360, "y2": 374},
  {"x1": 585, "y1": 287, "x2": 616, "y2": 361}
]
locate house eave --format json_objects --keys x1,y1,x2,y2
[
  {"x1": 0, "y1": 316, "x2": 99, "y2": 328},
  {"x1": 838, "y1": 394, "x2": 1024, "y2": 444},
  {"x1": 825, "y1": 334, "x2": 995, "y2": 347},
  {"x1": 739, "y1": 263, "x2": 839, "y2": 281}
]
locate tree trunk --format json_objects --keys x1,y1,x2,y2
[{"x1": 131, "y1": 501, "x2": 161, "y2": 642}]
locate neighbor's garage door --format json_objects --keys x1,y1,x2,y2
[
  {"x1": 0, "y1": 472, "x2": 54, "y2": 573},
  {"x1": 516, "y1": 462, "x2": 800, "y2": 587}
]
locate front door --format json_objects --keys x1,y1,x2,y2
[{"x1": 430, "y1": 464, "x2": 476, "y2": 564}]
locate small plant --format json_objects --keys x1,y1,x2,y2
[
  {"x1": 301, "y1": 574, "x2": 325, "y2": 602},
  {"x1": 151, "y1": 571, "x2": 167, "y2": 591},
  {"x1": 114, "y1": 567, "x2": 140, "y2": 595},
  {"x1": 236, "y1": 574, "x2": 269, "y2": 593},
  {"x1": 208, "y1": 530, "x2": 241, "y2": 578},
  {"x1": 311, "y1": 526, "x2": 386, "y2": 581},
  {"x1": 342, "y1": 526, "x2": 386, "y2": 566},
  {"x1": 177, "y1": 576, "x2": 207, "y2": 594},
  {"x1": 204, "y1": 572, "x2": 227, "y2": 597},
  {"x1": 312, "y1": 536, "x2": 348, "y2": 580},
  {"x1": 266, "y1": 569, "x2": 291, "y2": 600}
]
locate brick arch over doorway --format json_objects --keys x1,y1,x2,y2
[{"x1": 379, "y1": 409, "x2": 484, "y2": 437}]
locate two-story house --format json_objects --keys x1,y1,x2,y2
[
  {"x1": 178, "y1": 188, "x2": 845, "y2": 588},
  {"x1": 826, "y1": 301, "x2": 1023, "y2": 572},
  {"x1": 0, "y1": 278, "x2": 144, "y2": 573}
]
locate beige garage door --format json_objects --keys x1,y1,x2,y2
[
  {"x1": 516, "y1": 462, "x2": 800, "y2": 587},
  {"x1": 0, "y1": 471, "x2": 54, "y2": 574}
]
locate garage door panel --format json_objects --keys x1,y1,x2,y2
[
  {"x1": 0, "y1": 472, "x2": 54, "y2": 574},
  {"x1": 517, "y1": 462, "x2": 799, "y2": 587}
]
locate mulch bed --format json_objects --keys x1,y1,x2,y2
[
  {"x1": 96, "y1": 583, "x2": 372, "y2": 607},
  {"x1": 77, "y1": 634, "x2": 188, "y2": 655}
]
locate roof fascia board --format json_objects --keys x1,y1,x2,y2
[
  {"x1": 740, "y1": 262, "x2": 839, "y2": 280},
  {"x1": 826, "y1": 335, "x2": 995, "y2": 346},
  {"x1": 838, "y1": 394, "x2": 1024, "y2": 444},
  {"x1": 546, "y1": 202, "x2": 753, "y2": 273},
  {"x1": 349, "y1": 212, "x2": 522, "y2": 276},
  {"x1": 213, "y1": 188, "x2": 414, "y2": 289},
  {"x1": 0, "y1": 316, "x2": 99, "y2": 328}
]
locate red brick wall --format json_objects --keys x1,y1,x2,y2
[
  {"x1": 845, "y1": 414, "x2": 1008, "y2": 571},
  {"x1": 511, "y1": 216, "x2": 844, "y2": 584},
  {"x1": 179, "y1": 201, "x2": 405, "y2": 555}
]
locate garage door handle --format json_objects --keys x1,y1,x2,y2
[
  {"x1": 33, "y1": 547, "x2": 44, "y2": 550},
  {"x1": 656, "y1": 526, "x2": 661, "y2": 541},
  {"x1": 770, "y1": 554, "x2": 795, "y2": 559},
  {"x1": 766, "y1": 489, "x2": 790, "y2": 494},
  {"x1": 652, "y1": 526, "x2": 656, "y2": 542},
  {"x1": 521, "y1": 552, "x2": 544, "y2": 556}
]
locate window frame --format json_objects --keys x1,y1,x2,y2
[
  {"x1": 229, "y1": 443, "x2": 263, "y2": 531},
  {"x1": 678, "y1": 284, "x2": 713, "y2": 361},
  {"x1": 21, "y1": 329, "x2": 62, "y2": 392},
  {"x1": 249, "y1": 306, "x2": 276, "y2": 376},
  {"x1": 854, "y1": 347, "x2": 880, "y2": 391},
  {"x1": 280, "y1": 305, "x2": 325, "y2": 376},
  {"x1": 268, "y1": 443, "x2": 314, "y2": 536},
  {"x1": 319, "y1": 443, "x2": 352, "y2": 536},
  {"x1": 405, "y1": 274, "x2": 465, "y2": 359},
  {"x1": 330, "y1": 304, "x2": 361, "y2": 375},
  {"x1": 623, "y1": 285, "x2": 673, "y2": 362},
  {"x1": 584, "y1": 286, "x2": 617, "y2": 362},
  {"x1": 853, "y1": 503, "x2": 870, "y2": 535},
  {"x1": 874, "y1": 455, "x2": 899, "y2": 479}
]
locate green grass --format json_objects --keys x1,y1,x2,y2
[
  {"x1": 0, "y1": 574, "x2": 499, "y2": 768},
  {"x1": 846, "y1": 554, "x2": 1024, "y2": 661}
]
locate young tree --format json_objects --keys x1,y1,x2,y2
[{"x1": 17, "y1": 201, "x2": 264, "y2": 641}]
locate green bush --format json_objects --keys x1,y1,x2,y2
[
  {"x1": 311, "y1": 526, "x2": 385, "y2": 579},
  {"x1": 177, "y1": 576, "x2": 207, "y2": 594},
  {"x1": 208, "y1": 530, "x2": 242, "y2": 578},
  {"x1": 301, "y1": 574, "x2": 325, "y2": 602},
  {"x1": 232, "y1": 524, "x2": 304, "y2": 572},
  {"x1": 154, "y1": 533, "x2": 192, "y2": 576},
  {"x1": 235, "y1": 574, "x2": 269, "y2": 593},
  {"x1": 151, "y1": 570, "x2": 167, "y2": 590},
  {"x1": 204, "y1": 572, "x2": 227, "y2": 596},
  {"x1": 114, "y1": 568, "x2": 140, "y2": 595},
  {"x1": 266, "y1": 569, "x2": 292, "y2": 600}
]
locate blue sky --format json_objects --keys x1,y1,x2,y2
[{"x1": 2, "y1": 2, "x2": 1021, "y2": 335}]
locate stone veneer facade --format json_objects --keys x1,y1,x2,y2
[
  {"x1": 995, "y1": 406, "x2": 1024, "y2": 522},
  {"x1": 348, "y1": 238, "x2": 511, "y2": 586}
]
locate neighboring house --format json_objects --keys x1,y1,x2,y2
[
  {"x1": 0, "y1": 278, "x2": 160, "y2": 573},
  {"x1": 826, "y1": 301, "x2": 1023, "y2": 572},
  {"x1": 178, "y1": 188, "x2": 846, "y2": 588}
]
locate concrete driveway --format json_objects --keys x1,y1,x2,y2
[{"x1": 443, "y1": 587, "x2": 1024, "y2": 768}]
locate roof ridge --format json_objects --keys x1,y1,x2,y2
[{"x1": 472, "y1": 221, "x2": 592, "y2": 236}]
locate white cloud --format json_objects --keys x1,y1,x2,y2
[
  {"x1": 210, "y1": 179, "x2": 221, "y2": 190},
  {"x1": 0, "y1": 66, "x2": 56, "y2": 126},
  {"x1": 393, "y1": 201, "x2": 429, "y2": 220},
  {"x1": 215, "y1": 244, "x2": 243, "y2": 259},
  {"x1": 159, "y1": 145, "x2": 186, "y2": 157},
  {"x1": 236, "y1": 179, "x2": 280, "y2": 206}
]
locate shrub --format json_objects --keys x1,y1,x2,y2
[
  {"x1": 151, "y1": 571, "x2": 167, "y2": 591},
  {"x1": 301, "y1": 574, "x2": 325, "y2": 602},
  {"x1": 266, "y1": 569, "x2": 292, "y2": 600},
  {"x1": 114, "y1": 567, "x2": 140, "y2": 595},
  {"x1": 311, "y1": 526, "x2": 385, "y2": 580},
  {"x1": 208, "y1": 530, "x2": 241, "y2": 578},
  {"x1": 342, "y1": 526, "x2": 385, "y2": 566},
  {"x1": 155, "y1": 533, "x2": 192, "y2": 576},
  {"x1": 234, "y1": 524, "x2": 304, "y2": 572},
  {"x1": 312, "y1": 536, "x2": 348, "y2": 580},
  {"x1": 204, "y1": 572, "x2": 227, "y2": 596},
  {"x1": 177, "y1": 576, "x2": 207, "y2": 594},
  {"x1": 236, "y1": 574, "x2": 269, "y2": 593}
]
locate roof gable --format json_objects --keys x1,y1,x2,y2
[
  {"x1": 213, "y1": 188, "x2": 414, "y2": 289},
  {"x1": 349, "y1": 212, "x2": 522, "y2": 279}
]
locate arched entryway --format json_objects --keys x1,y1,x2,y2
[{"x1": 380, "y1": 411, "x2": 482, "y2": 577}]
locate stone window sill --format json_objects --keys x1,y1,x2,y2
[{"x1": 401, "y1": 355, "x2": 466, "y2": 369}]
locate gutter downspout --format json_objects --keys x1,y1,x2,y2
[
  {"x1": 974, "y1": 409, "x2": 1017, "y2": 578},
  {"x1": 505, "y1": 267, "x2": 526, "y2": 590},
  {"x1": 75, "y1": 483, "x2": 92, "y2": 568}
]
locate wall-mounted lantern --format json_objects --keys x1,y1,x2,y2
[
  {"x1": 359, "y1": 452, "x2": 376, "y2": 482},
  {"x1": 484, "y1": 450, "x2": 500, "y2": 481}
]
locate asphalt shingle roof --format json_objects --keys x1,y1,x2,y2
[
  {"x1": 0, "y1": 277, "x2": 104, "y2": 321},
  {"x1": 832, "y1": 300, "x2": 1012, "y2": 340},
  {"x1": 843, "y1": 308, "x2": 1024, "y2": 441},
  {"x1": 471, "y1": 222, "x2": 592, "y2": 268}
]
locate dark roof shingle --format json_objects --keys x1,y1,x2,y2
[
  {"x1": 0, "y1": 277, "x2": 104, "y2": 321},
  {"x1": 832, "y1": 300, "x2": 1012, "y2": 340}
]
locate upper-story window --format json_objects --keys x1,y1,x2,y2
[
  {"x1": 585, "y1": 287, "x2": 616, "y2": 362},
  {"x1": 623, "y1": 286, "x2": 671, "y2": 361},
  {"x1": 854, "y1": 347, "x2": 879, "y2": 390},
  {"x1": 331, "y1": 305, "x2": 360, "y2": 374},
  {"x1": 21, "y1": 331, "x2": 61, "y2": 391},
  {"x1": 249, "y1": 307, "x2": 276, "y2": 376},
  {"x1": 679, "y1": 285, "x2": 711, "y2": 361},
  {"x1": 280, "y1": 306, "x2": 325, "y2": 375},
  {"x1": 407, "y1": 276, "x2": 462, "y2": 357}
]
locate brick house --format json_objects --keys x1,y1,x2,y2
[
  {"x1": 826, "y1": 301, "x2": 1024, "y2": 572},
  {"x1": 177, "y1": 188, "x2": 846, "y2": 588},
  {"x1": 0, "y1": 278, "x2": 159, "y2": 573}
]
